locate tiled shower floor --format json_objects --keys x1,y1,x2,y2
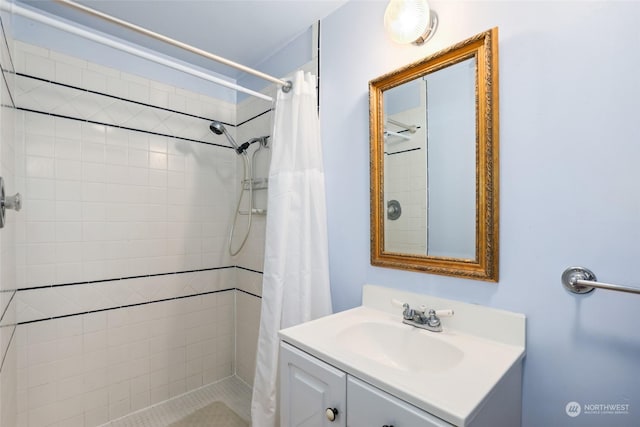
[{"x1": 103, "y1": 376, "x2": 252, "y2": 427}]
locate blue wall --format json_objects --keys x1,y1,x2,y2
[
  {"x1": 236, "y1": 25, "x2": 314, "y2": 102},
  {"x1": 320, "y1": 1, "x2": 640, "y2": 426}
]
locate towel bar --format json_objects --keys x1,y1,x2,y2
[{"x1": 561, "y1": 266, "x2": 640, "y2": 295}]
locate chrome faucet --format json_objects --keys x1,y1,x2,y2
[{"x1": 401, "y1": 303, "x2": 453, "y2": 332}]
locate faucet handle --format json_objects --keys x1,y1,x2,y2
[
  {"x1": 425, "y1": 309, "x2": 454, "y2": 329},
  {"x1": 435, "y1": 309, "x2": 454, "y2": 317},
  {"x1": 391, "y1": 299, "x2": 415, "y2": 320},
  {"x1": 390, "y1": 298, "x2": 405, "y2": 308}
]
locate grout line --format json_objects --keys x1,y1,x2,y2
[
  {"x1": 0, "y1": 324, "x2": 16, "y2": 373},
  {"x1": 0, "y1": 16, "x2": 15, "y2": 72},
  {"x1": 233, "y1": 288, "x2": 238, "y2": 378},
  {"x1": 0, "y1": 290, "x2": 16, "y2": 324},
  {"x1": 1, "y1": 69, "x2": 15, "y2": 108}
]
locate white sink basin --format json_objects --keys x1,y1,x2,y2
[{"x1": 336, "y1": 321, "x2": 464, "y2": 373}]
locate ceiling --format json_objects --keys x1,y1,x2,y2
[{"x1": 16, "y1": 0, "x2": 348, "y2": 79}]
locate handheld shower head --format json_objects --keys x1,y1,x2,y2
[
  {"x1": 209, "y1": 121, "x2": 225, "y2": 135},
  {"x1": 210, "y1": 120, "x2": 240, "y2": 152}
]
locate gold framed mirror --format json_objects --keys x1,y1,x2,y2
[{"x1": 369, "y1": 28, "x2": 499, "y2": 281}]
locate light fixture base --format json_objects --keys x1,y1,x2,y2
[{"x1": 413, "y1": 11, "x2": 438, "y2": 45}]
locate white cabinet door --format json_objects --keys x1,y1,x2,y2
[
  {"x1": 280, "y1": 342, "x2": 347, "y2": 427},
  {"x1": 347, "y1": 377, "x2": 453, "y2": 427}
]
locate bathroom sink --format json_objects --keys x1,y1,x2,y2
[
  {"x1": 336, "y1": 321, "x2": 464, "y2": 373},
  {"x1": 279, "y1": 286, "x2": 526, "y2": 427}
]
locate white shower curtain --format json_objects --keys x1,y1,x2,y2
[{"x1": 251, "y1": 70, "x2": 333, "y2": 427}]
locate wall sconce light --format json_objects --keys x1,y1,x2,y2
[{"x1": 384, "y1": 0, "x2": 438, "y2": 45}]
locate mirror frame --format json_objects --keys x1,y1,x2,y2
[{"x1": 369, "y1": 28, "x2": 499, "y2": 281}]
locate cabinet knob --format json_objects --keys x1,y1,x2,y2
[
  {"x1": 325, "y1": 407, "x2": 339, "y2": 422},
  {"x1": 382, "y1": 425, "x2": 394, "y2": 427}
]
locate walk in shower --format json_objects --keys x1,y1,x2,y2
[
  {"x1": 9, "y1": 39, "x2": 271, "y2": 425},
  {"x1": 0, "y1": 0, "x2": 317, "y2": 425}
]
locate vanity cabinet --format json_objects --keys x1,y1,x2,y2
[
  {"x1": 280, "y1": 342, "x2": 452, "y2": 427},
  {"x1": 347, "y1": 376, "x2": 451, "y2": 427},
  {"x1": 280, "y1": 342, "x2": 346, "y2": 427}
]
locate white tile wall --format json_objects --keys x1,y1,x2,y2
[
  {"x1": 235, "y1": 268, "x2": 263, "y2": 299},
  {"x1": 5, "y1": 29, "x2": 312, "y2": 424},
  {"x1": 1, "y1": 8, "x2": 20, "y2": 427},
  {"x1": 16, "y1": 268, "x2": 236, "y2": 324},
  {"x1": 384, "y1": 108, "x2": 427, "y2": 254},
  {"x1": 235, "y1": 290, "x2": 261, "y2": 386},
  {"x1": 16, "y1": 290, "x2": 235, "y2": 427},
  {"x1": 14, "y1": 41, "x2": 238, "y2": 291},
  {"x1": 12, "y1": 41, "x2": 246, "y2": 426}
]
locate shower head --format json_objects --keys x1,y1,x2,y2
[
  {"x1": 209, "y1": 121, "x2": 225, "y2": 135},
  {"x1": 210, "y1": 121, "x2": 240, "y2": 152}
]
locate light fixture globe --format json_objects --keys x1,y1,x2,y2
[{"x1": 384, "y1": 0, "x2": 437, "y2": 45}]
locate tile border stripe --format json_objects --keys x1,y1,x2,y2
[
  {"x1": 236, "y1": 108, "x2": 272, "y2": 128},
  {"x1": 236, "y1": 266, "x2": 263, "y2": 275},
  {"x1": 385, "y1": 147, "x2": 422, "y2": 156},
  {"x1": 16, "y1": 286, "x2": 261, "y2": 327},
  {"x1": 17, "y1": 266, "x2": 237, "y2": 292},
  {"x1": 16, "y1": 71, "x2": 234, "y2": 126},
  {"x1": 17, "y1": 71, "x2": 274, "y2": 130},
  {"x1": 17, "y1": 106, "x2": 232, "y2": 150},
  {"x1": 236, "y1": 288, "x2": 262, "y2": 299}
]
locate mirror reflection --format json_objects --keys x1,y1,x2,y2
[
  {"x1": 384, "y1": 57, "x2": 476, "y2": 259},
  {"x1": 370, "y1": 28, "x2": 499, "y2": 281}
]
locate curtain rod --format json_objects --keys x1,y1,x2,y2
[
  {"x1": 6, "y1": 3, "x2": 276, "y2": 102},
  {"x1": 55, "y1": 0, "x2": 292, "y2": 93}
]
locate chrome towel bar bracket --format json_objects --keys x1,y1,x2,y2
[{"x1": 561, "y1": 266, "x2": 640, "y2": 295}]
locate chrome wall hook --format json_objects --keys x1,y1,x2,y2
[{"x1": 0, "y1": 176, "x2": 21, "y2": 228}]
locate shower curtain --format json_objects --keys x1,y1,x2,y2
[{"x1": 251, "y1": 70, "x2": 333, "y2": 427}]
